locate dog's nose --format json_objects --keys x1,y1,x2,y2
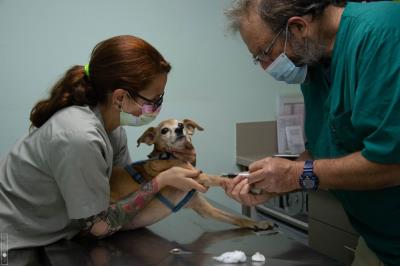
[{"x1": 175, "y1": 127, "x2": 183, "y2": 135}]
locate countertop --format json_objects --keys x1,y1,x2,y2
[{"x1": 41, "y1": 201, "x2": 341, "y2": 266}]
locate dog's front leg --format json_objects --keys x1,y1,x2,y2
[
  {"x1": 186, "y1": 193, "x2": 274, "y2": 230},
  {"x1": 195, "y1": 173, "x2": 228, "y2": 187}
]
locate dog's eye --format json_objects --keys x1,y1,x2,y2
[
  {"x1": 161, "y1": 128, "x2": 169, "y2": 135},
  {"x1": 178, "y1": 123, "x2": 184, "y2": 128}
]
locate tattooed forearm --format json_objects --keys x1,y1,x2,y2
[
  {"x1": 78, "y1": 179, "x2": 159, "y2": 238},
  {"x1": 108, "y1": 179, "x2": 158, "y2": 227}
]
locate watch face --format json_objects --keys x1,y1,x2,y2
[{"x1": 302, "y1": 176, "x2": 315, "y2": 189}]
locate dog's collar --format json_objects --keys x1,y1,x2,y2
[
  {"x1": 146, "y1": 151, "x2": 174, "y2": 160},
  {"x1": 157, "y1": 152, "x2": 173, "y2": 160},
  {"x1": 124, "y1": 162, "x2": 196, "y2": 213}
]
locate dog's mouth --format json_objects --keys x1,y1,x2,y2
[
  {"x1": 169, "y1": 135, "x2": 191, "y2": 150},
  {"x1": 173, "y1": 135, "x2": 186, "y2": 143}
]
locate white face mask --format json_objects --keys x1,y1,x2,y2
[
  {"x1": 120, "y1": 99, "x2": 161, "y2": 127},
  {"x1": 266, "y1": 24, "x2": 308, "y2": 84}
]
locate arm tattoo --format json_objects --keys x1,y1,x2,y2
[{"x1": 78, "y1": 179, "x2": 159, "y2": 238}]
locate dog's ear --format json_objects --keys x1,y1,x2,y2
[
  {"x1": 183, "y1": 119, "x2": 204, "y2": 135},
  {"x1": 137, "y1": 127, "x2": 156, "y2": 147}
]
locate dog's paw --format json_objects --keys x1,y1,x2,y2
[
  {"x1": 196, "y1": 173, "x2": 222, "y2": 187},
  {"x1": 254, "y1": 220, "x2": 275, "y2": 230},
  {"x1": 237, "y1": 219, "x2": 273, "y2": 230},
  {"x1": 241, "y1": 220, "x2": 274, "y2": 230}
]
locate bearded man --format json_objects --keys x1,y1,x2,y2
[{"x1": 222, "y1": 1, "x2": 400, "y2": 265}]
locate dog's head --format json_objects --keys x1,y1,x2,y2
[{"x1": 137, "y1": 119, "x2": 203, "y2": 158}]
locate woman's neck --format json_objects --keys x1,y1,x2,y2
[{"x1": 99, "y1": 103, "x2": 119, "y2": 133}]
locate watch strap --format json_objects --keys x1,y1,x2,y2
[
  {"x1": 300, "y1": 160, "x2": 318, "y2": 191},
  {"x1": 303, "y1": 160, "x2": 313, "y2": 175}
]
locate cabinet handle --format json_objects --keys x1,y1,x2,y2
[{"x1": 344, "y1": 245, "x2": 355, "y2": 253}]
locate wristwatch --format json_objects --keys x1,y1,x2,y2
[{"x1": 299, "y1": 160, "x2": 319, "y2": 191}]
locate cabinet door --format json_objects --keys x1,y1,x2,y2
[{"x1": 309, "y1": 218, "x2": 358, "y2": 265}]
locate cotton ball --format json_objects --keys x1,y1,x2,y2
[
  {"x1": 251, "y1": 252, "x2": 266, "y2": 262},
  {"x1": 213, "y1": 250, "x2": 247, "y2": 263}
]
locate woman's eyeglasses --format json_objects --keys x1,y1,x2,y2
[{"x1": 127, "y1": 90, "x2": 164, "y2": 111}]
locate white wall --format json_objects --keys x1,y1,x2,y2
[{"x1": 0, "y1": 0, "x2": 300, "y2": 212}]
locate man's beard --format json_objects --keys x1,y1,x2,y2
[{"x1": 289, "y1": 35, "x2": 328, "y2": 66}]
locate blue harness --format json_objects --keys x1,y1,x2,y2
[{"x1": 124, "y1": 157, "x2": 196, "y2": 213}]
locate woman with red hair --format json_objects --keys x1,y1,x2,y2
[{"x1": 0, "y1": 35, "x2": 206, "y2": 250}]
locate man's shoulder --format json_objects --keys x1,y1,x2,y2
[
  {"x1": 336, "y1": 2, "x2": 400, "y2": 63},
  {"x1": 343, "y1": 2, "x2": 400, "y2": 33}
]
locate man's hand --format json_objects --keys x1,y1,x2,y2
[
  {"x1": 221, "y1": 175, "x2": 275, "y2": 206},
  {"x1": 248, "y1": 157, "x2": 303, "y2": 193}
]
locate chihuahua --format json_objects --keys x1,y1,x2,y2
[{"x1": 109, "y1": 119, "x2": 273, "y2": 230}]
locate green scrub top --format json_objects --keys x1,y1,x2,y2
[{"x1": 301, "y1": 2, "x2": 400, "y2": 265}]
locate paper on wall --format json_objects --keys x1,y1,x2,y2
[
  {"x1": 276, "y1": 95, "x2": 305, "y2": 154},
  {"x1": 285, "y1": 125, "x2": 305, "y2": 154},
  {"x1": 277, "y1": 115, "x2": 304, "y2": 154}
]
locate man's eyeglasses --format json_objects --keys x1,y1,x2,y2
[
  {"x1": 253, "y1": 29, "x2": 283, "y2": 65},
  {"x1": 127, "y1": 90, "x2": 164, "y2": 111}
]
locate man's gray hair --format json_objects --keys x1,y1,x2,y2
[
  {"x1": 226, "y1": 0, "x2": 340, "y2": 34},
  {"x1": 225, "y1": 0, "x2": 258, "y2": 34}
]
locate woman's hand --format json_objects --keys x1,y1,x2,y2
[
  {"x1": 156, "y1": 166, "x2": 207, "y2": 193},
  {"x1": 221, "y1": 175, "x2": 275, "y2": 206},
  {"x1": 248, "y1": 157, "x2": 303, "y2": 193}
]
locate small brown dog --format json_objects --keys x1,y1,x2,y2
[{"x1": 110, "y1": 119, "x2": 273, "y2": 230}]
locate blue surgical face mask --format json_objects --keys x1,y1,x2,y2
[{"x1": 266, "y1": 24, "x2": 308, "y2": 84}]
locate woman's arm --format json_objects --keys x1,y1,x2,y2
[
  {"x1": 78, "y1": 167, "x2": 206, "y2": 238},
  {"x1": 78, "y1": 178, "x2": 159, "y2": 238}
]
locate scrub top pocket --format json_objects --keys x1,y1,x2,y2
[{"x1": 328, "y1": 110, "x2": 364, "y2": 153}]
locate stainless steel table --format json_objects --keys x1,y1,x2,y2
[{"x1": 42, "y1": 202, "x2": 342, "y2": 266}]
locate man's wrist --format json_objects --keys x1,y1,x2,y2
[
  {"x1": 291, "y1": 161, "x2": 303, "y2": 190},
  {"x1": 299, "y1": 160, "x2": 319, "y2": 191}
]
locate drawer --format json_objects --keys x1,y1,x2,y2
[
  {"x1": 309, "y1": 218, "x2": 358, "y2": 266},
  {"x1": 309, "y1": 190, "x2": 357, "y2": 234}
]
